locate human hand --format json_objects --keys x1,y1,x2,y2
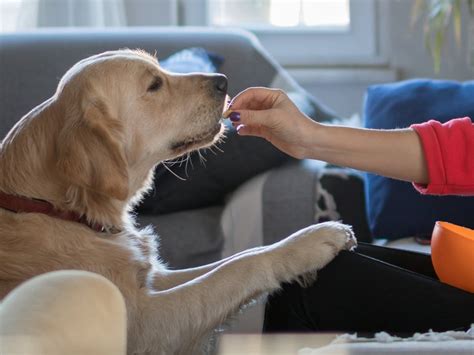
[{"x1": 226, "y1": 87, "x2": 317, "y2": 159}]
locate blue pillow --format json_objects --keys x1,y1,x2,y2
[
  {"x1": 160, "y1": 47, "x2": 224, "y2": 73},
  {"x1": 363, "y1": 79, "x2": 474, "y2": 240}
]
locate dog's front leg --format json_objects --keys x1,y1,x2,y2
[
  {"x1": 153, "y1": 246, "x2": 267, "y2": 290},
  {"x1": 137, "y1": 221, "x2": 355, "y2": 354}
]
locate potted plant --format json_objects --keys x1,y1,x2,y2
[{"x1": 412, "y1": 0, "x2": 474, "y2": 72}]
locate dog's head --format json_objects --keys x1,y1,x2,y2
[{"x1": 54, "y1": 49, "x2": 227, "y2": 201}]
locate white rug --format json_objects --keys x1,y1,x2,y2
[{"x1": 300, "y1": 325, "x2": 474, "y2": 354}]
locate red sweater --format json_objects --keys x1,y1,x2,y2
[{"x1": 411, "y1": 117, "x2": 474, "y2": 196}]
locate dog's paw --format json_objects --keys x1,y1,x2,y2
[
  {"x1": 287, "y1": 221, "x2": 356, "y2": 252},
  {"x1": 327, "y1": 221, "x2": 357, "y2": 252},
  {"x1": 273, "y1": 221, "x2": 357, "y2": 281}
]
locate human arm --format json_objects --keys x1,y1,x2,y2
[
  {"x1": 303, "y1": 124, "x2": 429, "y2": 184},
  {"x1": 228, "y1": 87, "x2": 429, "y2": 184}
]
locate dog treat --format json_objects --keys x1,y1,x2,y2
[
  {"x1": 222, "y1": 95, "x2": 233, "y2": 118},
  {"x1": 222, "y1": 108, "x2": 233, "y2": 118}
]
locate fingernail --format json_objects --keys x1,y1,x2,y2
[{"x1": 229, "y1": 111, "x2": 240, "y2": 122}]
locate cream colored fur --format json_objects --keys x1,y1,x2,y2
[{"x1": 0, "y1": 50, "x2": 356, "y2": 354}]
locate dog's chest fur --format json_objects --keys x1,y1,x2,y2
[{"x1": 0, "y1": 209, "x2": 163, "y2": 301}]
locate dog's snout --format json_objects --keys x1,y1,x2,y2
[{"x1": 212, "y1": 75, "x2": 228, "y2": 96}]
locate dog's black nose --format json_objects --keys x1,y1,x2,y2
[{"x1": 213, "y1": 75, "x2": 228, "y2": 95}]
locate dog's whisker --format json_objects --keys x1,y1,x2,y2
[
  {"x1": 165, "y1": 153, "x2": 192, "y2": 168},
  {"x1": 161, "y1": 161, "x2": 187, "y2": 181},
  {"x1": 186, "y1": 153, "x2": 193, "y2": 173},
  {"x1": 184, "y1": 152, "x2": 192, "y2": 177},
  {"x1": 163, "y1": 157, "x2": 180, "y2": 166},
  {"x1": 198, "y1": 149, "x2": 207, "y2": 161},
  {"x1": 197, "y1": 150, "x2": 207, "y2": 166},
  {"x1": 208, "y1": 146, "x2": 219, "y2": 156},
  {"x1": 206, "y1": 146, "x2": 215, "y2": 155},
  {"x1": 175, "y1": 156, "x2": 187, "y2": 167},
  {"x1": 213, "y1": 145, "x2": 224, "y2": 154}
]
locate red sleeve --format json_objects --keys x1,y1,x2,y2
[{"x1": 411, "y1": 117, "x2": 474, "y2": 196}]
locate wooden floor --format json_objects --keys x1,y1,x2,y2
[{"x1": 218, "y1": 333, "x2": 341, "y2": 354}]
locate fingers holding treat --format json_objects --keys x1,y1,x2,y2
[
  {"x1": 223, "y1": 108, "x2": 233, "y2": 119},
  {"x1": 222, "y1": 95, "x2": 233, "y2": 118}
]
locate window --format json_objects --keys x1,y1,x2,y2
[
  {"x1": 208, "y1": 0, "x2": 350, "y2": 29},
  {"x1": 0, "y1": 0, "x2": 23, "y2": 32},
  {"x1": 184, "y1": 0, "x2": 381, "y2": 66}
]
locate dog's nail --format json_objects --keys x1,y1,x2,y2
[{"x1": 229, "y1": 112, "x2": 241, "y2": 122}]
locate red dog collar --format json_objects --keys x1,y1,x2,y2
[{"x1": 0, "y1": 191, "x2": 105, "y2": 232}]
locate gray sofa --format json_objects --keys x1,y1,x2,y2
[{"x1": 0, "y1": 27, "x2": 370, "y2": 271}]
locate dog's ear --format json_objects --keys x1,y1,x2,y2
[{"x1": 57, "y1": 102, "x2": 129, "y2": 201}]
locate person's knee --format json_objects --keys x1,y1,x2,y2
[{"x1": 0, "y1": 270, "x2": 127, "y2": 355}]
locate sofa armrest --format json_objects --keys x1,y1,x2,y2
[{"x1": 138, "y1": 206, "x2": 224, "y2": 269}]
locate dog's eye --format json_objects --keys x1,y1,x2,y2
[{"x1": 147, "y1": 77, "x2": 162, "y2": 92}]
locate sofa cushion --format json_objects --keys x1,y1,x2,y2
[
  {"x1": 364, "y1": 79, "x2": 474, "y2": 240},
  {"x1": 138, "y1": 207, "x2": 223, "y2": 268},
  {"x1": 160, "y1": 47, "x2": 224, "y2": 73}
]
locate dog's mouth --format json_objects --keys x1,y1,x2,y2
[{"x1": 170, "y1": 122, "x2": 224, "y2": 155}]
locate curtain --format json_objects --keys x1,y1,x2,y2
[
  {"x1": 0, "y1": 0, "x2": 181, "y2": 32},
  {"x1": 16, "y1": 0, "x2": 126, "y2": 29}
]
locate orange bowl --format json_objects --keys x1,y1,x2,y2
[{"x1": 431, "y1": 221, "x2": 474, "y2": 293}]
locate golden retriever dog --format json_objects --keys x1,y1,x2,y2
[{"x1": 0, "y1": 49, "x2": 356, "y2": 354}]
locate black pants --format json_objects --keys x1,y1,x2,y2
[{"x1": 264, "y1": 243, "x2": 474, "y2": 337}]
